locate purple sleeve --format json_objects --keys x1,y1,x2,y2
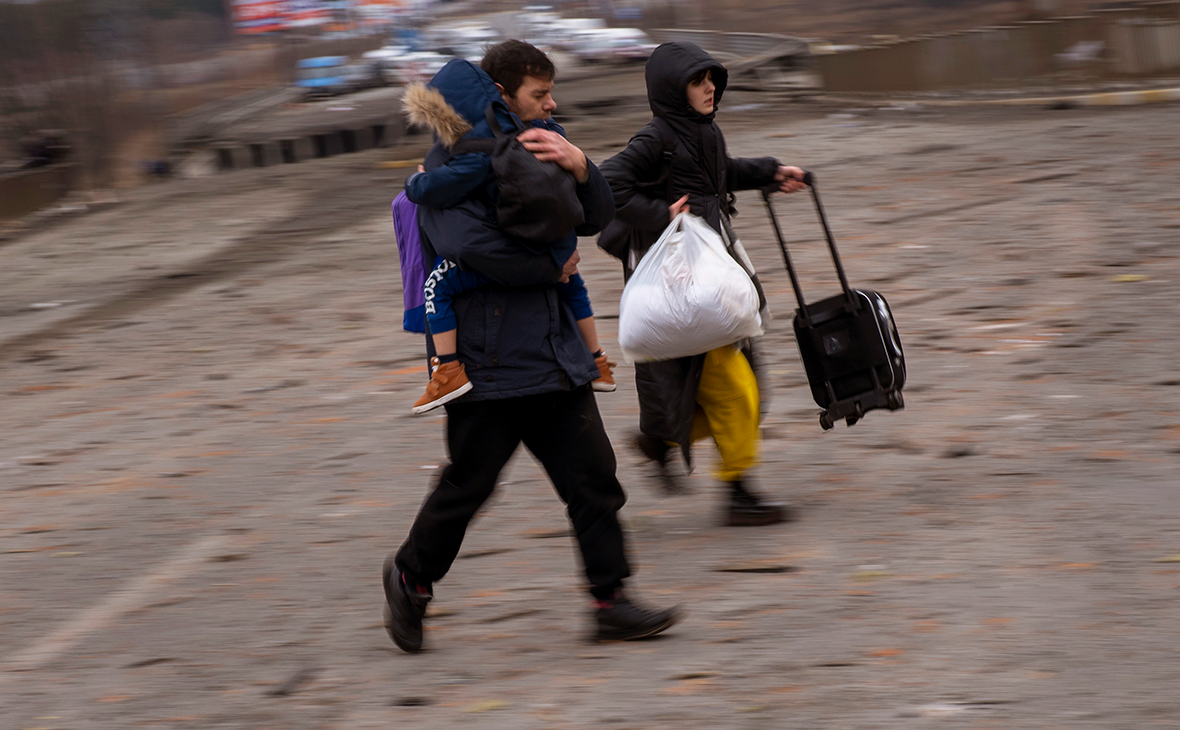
[{"x1": 393, "y1": 193, "x2": 425, "y2": 313}]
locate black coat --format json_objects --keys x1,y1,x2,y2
[
  {"x1": 598, "y1": 42, "x2": 780, "y2": 468},
  {"x1": 418, "y1": 135, "x2": 617, "y2": 401}
]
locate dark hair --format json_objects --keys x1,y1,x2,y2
[
  {"x1": 480, "y1": 40, "x2": 556, "y2": 97},
  {"x1": 688, "y1": 69, "x2": 711, "y2": 86}
]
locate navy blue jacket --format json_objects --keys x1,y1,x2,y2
[{"x1": 414, "y1": 61, "x2": 615, "y2": 400}]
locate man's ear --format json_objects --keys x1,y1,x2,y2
[{"x1": 494, "y1": 82, "x2": 510, "y2": 103}]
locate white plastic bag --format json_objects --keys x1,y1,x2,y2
[{"x1": 618, "y1": 213, "x2": 763, "y2": 363}]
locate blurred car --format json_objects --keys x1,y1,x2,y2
[
  {"x1": 549, "y1": 18, "x2": 607, "y2": 51},
  {"x1": 295, "y1": 56, "x2": 352, "y2": 96},
  {"x1": 517, "y1": 10, "x2": 579, "y2": 50},
  {"x1": 380, "y1": 51, "x2": 451, "y2": 85},
  {"x1": 605, "y1": 33, "x2": 658, "y2": 63},
  {"x1": 295, "y1": 56, "x2": 384, "y2": 97},
  {"x1": 572, "y1": 29, "x2": 656, "y2": 64}
]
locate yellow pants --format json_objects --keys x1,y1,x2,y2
[{"x1": 689, "y1": 345, "x2": 761, "y2": 482}]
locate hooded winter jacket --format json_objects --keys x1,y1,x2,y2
[
  {"x1": 598, "y1": 42, "x2": 780, "y2": 467},
  {"x1": 404, "y1": 60, "x2": 616, "y2": 400}
]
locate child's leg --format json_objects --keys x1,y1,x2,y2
[
  {"x1": 559, "y1": 273, "x2": 601, "y2": 356},
  {"x1": 432, "y1": 329, "x2": 458, "y2": 359},
  {"x1": 576, "y1": 317, "x2": 601, "y2": 357},
  {"x1": 559, "y1": 272, "x2": 614, "y2": 391},
  {"x1": 585, "y1": 317, "x2": 615, "y2": 392},
  {"x1": 424, "y1": 260, "x2": 485, "y2": 363},
  {"x1": 414, "y1": 260, "x2": 486, "y2": 414}
]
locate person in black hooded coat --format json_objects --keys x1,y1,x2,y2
[{"x1": 598, "y1": 42, "x2": 806, "y2": 526}]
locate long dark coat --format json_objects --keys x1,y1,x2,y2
[{"x1": 598, "y1": 42, "x2": 780, "y2": 469}]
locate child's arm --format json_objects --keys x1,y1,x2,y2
[
  {"x1": 405, "y1": 153, "x2": 492, "y2": 209},
  {"x1": 556, "y1": 272, "x2": 593, "y2": 321}
]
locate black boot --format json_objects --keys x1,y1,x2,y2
[
  {"x1": 726, "y1": 479, "x2": 789, "y2": 526},
  {"x1": 594, "y1": 592, "x2": 681, "y2": 642},
  {"x1": 382, "y1": 556, "x2": 432, "y2": 653},
  {"x1": 632, "y1": 432, "x2": 687, "y2": 495}
]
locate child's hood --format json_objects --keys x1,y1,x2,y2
[{"x1": 402, "y1": 59, "x2": 518, "y2": 147}]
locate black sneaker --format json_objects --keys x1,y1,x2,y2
[
  {"x1": 382, "y1": 556, "x2": 432, "y2": 653},
  {"x1": 726, "y1": 479, "x2": 789, "y2": 527},
  {"x1": 632, "y1": 433, "x2": 688, "y2": 495},
  {"x1": 595, "y1": 594, "x2": 681, "y2": 642}
]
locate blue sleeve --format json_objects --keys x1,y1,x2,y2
[
  {"x1": 405, "y1": 153, "x2": 492, "y2": 209},
  {"x1": 557, "y1": 273, "x2": 593, "y2": 320}
]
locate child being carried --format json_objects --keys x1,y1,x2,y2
[{"x1": 401, "y1": 67, "x2": 615, "y2": 414}]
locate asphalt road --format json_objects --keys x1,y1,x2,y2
[{"x1": 2, "y1": 97, "x2": 1179, "y2": 729}]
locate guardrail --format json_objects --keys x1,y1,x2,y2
[{"x1": 649, "y1": 29, "x2": 809, "y2": 58}]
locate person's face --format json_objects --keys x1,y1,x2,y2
[
  {"x1": 499, "y1": 75, "x2": 556, "y2": 122},
  {"x1": 686, "y1": 70, "x2": 716, "y2": 115}
]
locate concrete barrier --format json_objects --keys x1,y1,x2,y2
[
  {"x1": 816, "y1": 1, "x2": 1180, "y2": 92},
  {"x1": 208, "y1": 119, "x2": 401, "y2": 172},
  {"x1": 248, "y1": 141, "x2": 284, "y2": 167},
  {"x1": 215, "y1": 146, "x2": 252, "y2": 171},
  {"x1": 290, "y1": 137, "x2": 316, "y2": 163},
  {"x1": 0, "y1": 164, "x2": 76, "y2": 222}
]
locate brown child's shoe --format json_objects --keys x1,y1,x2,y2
[
  {"x1": 592, "y1": 352, "x2": 617, "y2": 392},
  {"x1": 412, "y1": 357, "x2": 473, "y2": 414}
]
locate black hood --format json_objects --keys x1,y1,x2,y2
[{"x1": 645, "y1": 42, "x2": 728, "y2": 123}]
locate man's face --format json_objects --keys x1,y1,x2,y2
[{"x1": 499, "y1": 75, "x2": 556, "y2": 122}]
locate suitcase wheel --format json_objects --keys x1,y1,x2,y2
[
  {"x1": 819, "y1": 412, "x2": 834, "y2": 431},
  {"x1": 845, "y1": 414, "x2": 860, "y2": 427},
  {"x1": 887, "y1": 391, "x2": 904, "y2": 410}
]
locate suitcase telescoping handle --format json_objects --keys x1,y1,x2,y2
[{"x1": 762, "y1": 172, "x2": 859, "y2": 322}]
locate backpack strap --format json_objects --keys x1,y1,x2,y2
[
  {"x1": 449, "y1": 137, "x2": 494, "y2": 156},
  {"x1": 485, "y1": 102, "x2": 525, "y2": 138},
  {"x1": 596, "y1": 117, "x2": 679, "y2": 271},
  {"x1": 647, "y1": 116, "x2": 678, "y2": 202},
  {"x1": 446, "y1": 103, "x2": 517, "y2": 158}
]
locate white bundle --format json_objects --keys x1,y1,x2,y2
[{"x1": 618, "y1": 213, "x2": 763, "y2": 363}]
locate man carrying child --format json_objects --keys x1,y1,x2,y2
[{"x1": 384, "y1": 41, "x2": 679, "y2": 652}]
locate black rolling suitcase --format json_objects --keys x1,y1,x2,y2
[{"x1": 762, "y1": 172, "x2": 906, "y2": 430}]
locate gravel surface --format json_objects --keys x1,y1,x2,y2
[{"x1": 2, "y1": 96, "x2": 1179, "y2": 729}]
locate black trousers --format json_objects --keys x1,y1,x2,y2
[{"x1": 395, "y1": 386, "x2": 631, "y2": 598}]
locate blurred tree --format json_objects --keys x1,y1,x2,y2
[{"x1": 0, "y1": 0, "x2": 228, "y2": 181}]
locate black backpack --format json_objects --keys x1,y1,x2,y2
[
  {"x1": 451, "y1": 104, "x2": 584, "y2": 244},
  {"x1": 595, "y1": 116, "x2": 677, "y2": 263}
]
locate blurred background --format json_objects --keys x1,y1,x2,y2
[{"x1": 2, "y1": 0, "x2": 1177, "y2": 213}]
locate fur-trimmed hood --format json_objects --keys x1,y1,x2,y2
[
  {"x1": 402, "y1": 59, "x2": 518, "y2": 148},
  {"x1": 403, "y1": 83, "x2": 471, "y2": 147}
]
